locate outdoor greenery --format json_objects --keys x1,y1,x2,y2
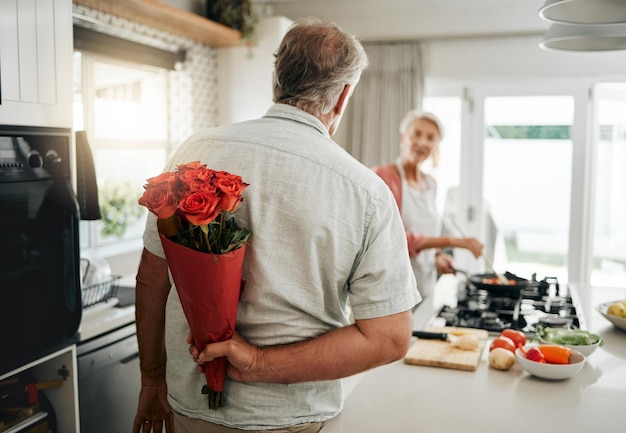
[
  {"x1": 99, "y1": 180, "x2": 144, "y2": 238},
  {"x1": 488, "y1": 125, "x2": 571, "y2": 139}
]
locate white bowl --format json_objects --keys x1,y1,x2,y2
[
  {"x1": 537, "y1": 337, "x2": 601, "y2": 357},
  {"x1": 596, "y1": 301, "x2": 626, "y2": 332},
  {"x1": 516, "y1": 345, "x2": 585, "y2": 380},
  {"x1": 561, "y1": 341, "x2": 600, "y2": 357}
]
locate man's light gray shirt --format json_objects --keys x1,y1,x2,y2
[{"x1": 143, "y1": 104, "x2": 420, "y2": 429}]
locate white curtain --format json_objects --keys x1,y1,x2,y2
[{"x1": 343, "y1": 42, "x2": 424, "y2": 168}]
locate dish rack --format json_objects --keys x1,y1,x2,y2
[{"x1": 81, "y1": 275, "x2": 121, "y2": 308}]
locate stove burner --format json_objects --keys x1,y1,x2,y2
[{"x1": 436, "y1": 276, "x2": 580, "y2": 335}]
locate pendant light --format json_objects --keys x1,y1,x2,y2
[
  {"x1": 539, "y1": 0, "x2": 626, "y2": 25},
  {"x1": 540, "y1": 23, "x2": 626, "y2": 52},
  {"x1": 538, "y1": 0, "x2": 626, "y2": 51}
]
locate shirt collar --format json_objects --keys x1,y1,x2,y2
[{"x1": 263, "y1": 103, "x2": 330, "y2": 139}]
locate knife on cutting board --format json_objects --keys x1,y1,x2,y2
[
  {"x1": 411, "y1": 330, "x2": 488, "y2": 342},
  {"x1": 406, "y1": 327, "x2": 489, "y2": 371},
  {"x1": 412, "y1": 330, "x2": 451, "y2": 340}
]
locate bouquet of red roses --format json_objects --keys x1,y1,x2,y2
[{"x1": 138, "y1": 161, "x2": 251, "y2": 409}]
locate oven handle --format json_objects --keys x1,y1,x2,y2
[{"x1": 120, "y1": 352, "x2": 140, "y2": 365}]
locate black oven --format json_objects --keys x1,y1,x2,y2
[{"x1": 0, "y1": 125, "x2": 82, "y2": 375}]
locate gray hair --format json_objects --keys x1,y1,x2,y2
[
  {"x1": 273, "y1": 18, "x2": 368, "y2": 117},
  {"x1": 399, "y1": 110, "x2": 445, "y2": 140}
]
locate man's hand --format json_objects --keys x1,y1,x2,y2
[
  {"x1": 186, "y1": 310, "x2": 413, "y2": 385},
  {"x1": 187, "y1": 331, "x2": 262, "y2": 382},
  {"x1": 132, "y1": 376, "x2": 174, "y2": 433}
]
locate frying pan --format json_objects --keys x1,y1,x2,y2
[{"x1": 468, "y1": 272, "x2": 529, "y2": 296}]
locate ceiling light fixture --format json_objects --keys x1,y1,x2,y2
[
  {"x1": 540, "y1": 23, "x2": 626, "y2": 52},
  {"x1": 539, "y1": 0, "x2": 626, "y2": 25}
]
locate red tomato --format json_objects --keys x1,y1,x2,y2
[
  {"x1": 489, "y1": 336, "x2": 516, "y2": 353},
  {"x1": 525, "y1": 347, "x2": 546, "y2": 363},
  {"x1": 500, "y1": 329, "x2": 527, "y2": 348}
]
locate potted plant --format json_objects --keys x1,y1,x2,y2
[{"x1": 206, "y1": 0, "x2": 259, "y2": 42}]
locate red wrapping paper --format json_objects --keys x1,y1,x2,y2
[{"x1": 159, "y1": 233, "x2": 246, "y2": 398}]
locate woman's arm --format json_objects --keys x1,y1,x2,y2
[{"x1": 411, "y1": 236, "x2": 483, "y2": 258}]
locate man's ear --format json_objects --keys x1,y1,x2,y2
[{"x1": 334, "y1": 84, "x2": 352, "y2": 115}]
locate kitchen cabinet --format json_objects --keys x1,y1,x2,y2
[
  {"x1": 0, "y1": 0, "x2": 73, "y2": 128},
  {"x1": 0, "y1": 345, "x2": 79, "y2": 433}
]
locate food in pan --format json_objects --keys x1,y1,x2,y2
[{"x1": 481, "y1": 276, "x2": 517, "y2": 285}]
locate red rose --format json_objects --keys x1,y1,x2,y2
[
  {"x1": 176, "y1": 161, "x2": 203, "y2": 175},
  {"x1": 138, "y1": 183, "x2": 178, "y2": 219},
  {"x1": 188, "y1": 178, "x2": 217, "y2": 194},
  {"x1": 179, "y1": 191, "x2": 221, "y2": 225},
  {"x1": 214, "y1": 173, "x2": 248, "y2": 212},
  {"x1": 145, "y1": 171, "x2": 179, "y2": 188}
]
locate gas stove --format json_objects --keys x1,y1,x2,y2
[{"x1": 435, "y1": 275, "x2": 584, "y2": 336}]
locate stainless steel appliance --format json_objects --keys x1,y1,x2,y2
[
  {"x1": 77, "y1": 279, "x2": 138, "y2": 433},
  {"x1": 435, "y1": 274, "x2": 586, "y2": 335},
  {"x1": 77, "y1": 320, "x2": 140, "y2": 433},
  {"x1": 0, "y1": 125, "x2": 82, "y2": 375}
]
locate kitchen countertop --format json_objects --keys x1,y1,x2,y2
[{"x1": 321, "y1": 275, "x2": 626, "y2": 433}]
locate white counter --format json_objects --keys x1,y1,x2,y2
[{"x1": 322, "y1": 275, "x2": 626, "y2": 433}]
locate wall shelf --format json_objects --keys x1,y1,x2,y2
[{"x1": 73, "y1": 0, "x2": 243, "y2": 47}]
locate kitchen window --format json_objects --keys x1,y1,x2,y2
[{"x1": 74, "y1": 50, "x2": 170, "y2": 255}]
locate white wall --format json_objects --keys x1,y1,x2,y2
[
  {"x1": 424, "y1": 34, "x2": 626, "y2": 86},
  {"x1": 334, "y1": 34, "x2": 626, "y2": 149},
  {"x1": 217, "y1": 16, "x2": 293, "y2": 126}
]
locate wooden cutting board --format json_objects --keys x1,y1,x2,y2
[{"x1": 404, "y1": 326, "x2": 489, "y2": 371}]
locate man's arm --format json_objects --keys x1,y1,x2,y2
[
  {"x1": 191, "y1": 309, "x2": 413, "y2": 384},
  {"x1": 136, "y1": 248, "x2": 171, "y2": 377},
  {"x1": 133, "y1": 248, "x2": 173, "y2": 432}
]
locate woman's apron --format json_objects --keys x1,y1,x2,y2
[{"x1": 396, "y1": 158, "x2": 441, "y2": 299}]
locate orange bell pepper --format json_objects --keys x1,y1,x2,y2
[{"x1": 537, "y1": 344, "x2": 572, "y2": 364}]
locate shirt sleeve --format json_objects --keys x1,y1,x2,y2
[
  {"x1": 142, "y1": 211, "x2": 166, "y2": 259},
  {"x1": 347, "y1": 185, "x2": 421, "y2": 320}
]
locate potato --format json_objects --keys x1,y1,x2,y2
[
  {"x1": 489, "y1": 347, "x2": 516, "y2": 370},
  {"x1": 451, "y1": 334, "x2": 480, "y2": 351}
]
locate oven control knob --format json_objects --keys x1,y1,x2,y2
[
  {"x1": 28, "y1": 151, "x2": 43, "y2": 169},
  {"x1": 45, "y1": 150, "x2": 62, "y2": 172}
]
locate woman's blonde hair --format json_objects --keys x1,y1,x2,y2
[{"x1": 399, "y1": 110, "x2": 445, "y2": 140}]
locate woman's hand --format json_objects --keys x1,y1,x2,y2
[
  {"x1": 435, "y1": 252, "x2": 455, "y2": 274},
  {"x1": 133, "y1": 376, "x2": 174, "y2": 433},
  {"x1": 460, "y1": 237, "x2": 484, "y2": 258},
  {"x1": 406, "y1": 232, "x2": 428, "y2": 257},
  {"x1": 187, "y1": 331, "x2": 262, "y2": 383}
]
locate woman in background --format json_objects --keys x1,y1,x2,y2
[{"x1": 373, "y1": 110, "x2": 483, "y2": 299}]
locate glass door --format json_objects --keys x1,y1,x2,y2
[
  {"x1": 437, "y1": 82, "x2": 592, "y2": 285},
  {"x1": 590, "y1": 83, "x2": 626, "y2": 288},
  {"x1": 481, "y1": 95, "x2": 574, "y2": 283}
]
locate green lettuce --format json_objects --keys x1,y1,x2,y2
[{"x1": 535, "y1": 325, "x2": 604, "y2": 346}]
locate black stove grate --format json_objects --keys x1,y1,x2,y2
[{"x1": 436, "y1": 276, "x2": 581, "y2": 335}]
